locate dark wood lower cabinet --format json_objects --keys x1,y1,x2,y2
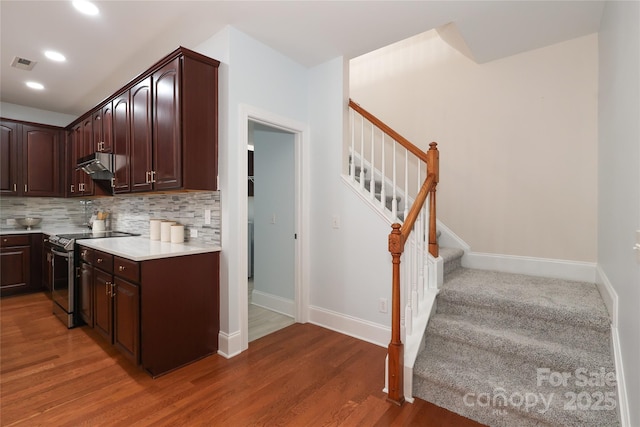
[
  {"x1": 79, "y1": 261, "x2": 93, "y2": 327},
  {"x1": 1, "y1": 234, "x2": 42, "y2": 297},
  {"x1": 93, "y1": 267, "x2": 113, "y2": 341},
  {"x1": 113, "y1": 277, "x2": 139, "y2": 363},
  {"x1": 77, "y1": 244, "x2": 218, "y2": 376}
]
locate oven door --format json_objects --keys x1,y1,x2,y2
[{"x1": 51, "y1": 247, "x2": 75, "y2": 327}]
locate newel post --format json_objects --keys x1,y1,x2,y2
[
  {"x1": 427, "y1": 142, "x2": 439, "y2": 258},
  {"x1": 387, "y1": 223, "x2": 405, "y2": 405}
]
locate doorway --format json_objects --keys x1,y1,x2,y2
[{"x1": 247, "y1": 121, "x2": 296, "y2": 342}]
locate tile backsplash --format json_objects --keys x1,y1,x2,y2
[{"x1": 0, "y1": 191, "x2": 221, "y2": 246}]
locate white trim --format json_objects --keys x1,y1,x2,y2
[
  {"x1": 217, "y1": 330, "x2": 242, "y2": 359},
  {"x1": 308, "y1": 306, "x2": 389, "y2": 348},
  {"x1": 611, "y1": 325, "x2": 630, "y2": 427},
  {"x1": 436, "y1": 219, "x2": 470, "y2": 252},
  {"x1": 238, "y1": 104, "x2": 311, "y2": 353},
  {"x1": 463, "y1": 252, "x2": 597, "y2": 283},
  {"x1": 251, "y1": 291, "x2": 295, "y2": 317},
  {"x1": 595, "y1": 267, "x2": 628, "y2": 426},
  {"x1": 595, "y1": 265, "x2": 618, "y2": 327}
]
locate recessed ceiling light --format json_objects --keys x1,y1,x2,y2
[
  {"x1": 44, "y1": 50, "x2": 66, "y2": 62},
  {"x1": 72, "y1": 0, "x2": 99, "y2": 16},
  {"x1": 26, "y1": 81, "x2": 44, "y2": 90}
]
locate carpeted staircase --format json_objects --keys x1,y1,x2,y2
[{"x1": 413, "y1": 250, "x2": 620, "y2": 427}]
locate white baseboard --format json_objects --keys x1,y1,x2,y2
[
  {"x1": 217, "y1": 330, "x2": 242, "y2": 359},
  {"x1": 612, "y1": 325, "x2": 630, "y2": 427},
  {"x1": 595, "y1": 265, "x2": 618, "y2": 326},
  {"x1": 463, "y1": 251, "x2": 597, "y2": 283},
  {"x1": 251, "y1": 290, "x2": 295, "y2": 317},
  {"x1": 308, "y1": 305, "x2": 389, "y2": 348}
]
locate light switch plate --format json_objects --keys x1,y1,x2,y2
[{"x1": 204, "y1": 209, "x2": 211, "y2": 225}]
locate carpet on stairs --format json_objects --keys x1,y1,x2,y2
[{"x1": 413, "y1": 266, "x2": 620, "y2": 427}]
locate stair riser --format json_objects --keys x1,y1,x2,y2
[{"x1": 436, "y1": 299, "x2": 612, "y2": 356}]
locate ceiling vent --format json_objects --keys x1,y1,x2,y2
[{"x1": 11, "y1": 56, "x2": 37, "y2": 71}]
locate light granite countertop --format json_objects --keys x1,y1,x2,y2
[
  {"x1": 1, "y1": 227, "x2": 221, "y2": 261},
  {"x1": 76, "y1": 236, "x2": 221, "y2": 262}
]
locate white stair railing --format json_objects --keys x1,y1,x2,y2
[{"x1": 347, "y1": 99, "x2": 442, "y2": 404}]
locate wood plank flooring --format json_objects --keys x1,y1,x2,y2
[{"x1": 1, "y1": 292, "x2": 485, "y2": 426}]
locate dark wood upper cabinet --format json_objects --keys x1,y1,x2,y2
[
  {"x1": 101, "y1": 103, "x2": 113, "y2": 153},
  {"x1": 0, "y1": 121, "x2": 19, "y2": 195},
  {"x1": 92, "y1": 109, "x2": 102, "y2": 153},
  {"x1": 22, "y1": 125, "x2": 62, "y2": 197},
  {"x1": 112, "y1": 92, "x2": 131, "y2": 193},
  {"x1": 66, "y1": 46, "x2": 220, "y2": 196},
  {"x1": 0, "y1": 119, "x2": 63, "y2": 197},
  {"x1": 152, "y1": 57, "x2": 182, "y2": 191},
  {"x1": 130, "y1": 77, "x2": 153, "y2": 193}
]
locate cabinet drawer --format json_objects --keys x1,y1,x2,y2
[
  {"x1": 114, "y1": 257, "x2": 139, "y2": 283},
  {"x1": 1, "y1": 235, "x2": 30, "y2": 247},
  {"x1": 94, "y1": 250, "x2": 113, "y2": 273},
  {"x1": 79, "y1": 246, "x2": 94, "y2": 264}
]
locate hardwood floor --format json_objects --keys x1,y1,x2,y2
[{"x1": 1, "y1": 292, "x2": 485, "y2": 426}]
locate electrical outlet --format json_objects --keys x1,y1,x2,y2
[
  {"x1": 204, "y1": 209, "x2": 211, "y2": 225},
  {"x1": 332, "y1": 215, "x2": 340, "y2": 229},
  {"x1": 379, "y1": 298, "x2": 388, "y2": 313},
  {"x1": 6, "y1": 219, "x2": 16, "y2": 226},
  {"x1": 190, "y1": 228, "x2": 198, "y2": 238}
]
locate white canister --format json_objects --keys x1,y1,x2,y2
[
  {"x1": 92, "y1": 219, "x2": 105, "y2": 232},
  {"x1": 149, "y1": 219, "x2": 162, "y2": 240},
  {"x1": 170, "y1": 224, "x2": 184, "y2": 243},
  {"x1": 160, "y1": 221, "x2": 176, "y2": 242}
]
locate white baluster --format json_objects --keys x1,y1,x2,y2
[
  {"x1": 392, "y1": 141, "x2": 398, "y2": 219},
  {"x1": 380, "y1": 134, "x2": 386, "y2": 211},
  {"x1": 349, "y1": 109, "x2": 355, "y2": 179},
  {"x1": 404, "y1": 247, "x2": 413, "y2": 336},
  {"x1": 359, "y1": 116, "x2": 365, "y2": 190},
  {"x1": 411, "y1": 232, "x2": 418, "y2": 316},
  {"x1": 404, "y1": 148, "x2": 409, "y2": 221},
  {"x1": 417, "y1": 162, "x2": 425, "y2": 302},
  {"x1": 369, "y1": 124, "x2": 375, "y2": 200}
]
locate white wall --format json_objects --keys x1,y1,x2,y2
[
  {"x1": 598, "y1": 2, "x2": 640, "y2": 425},
  {"x1": 350, "y1": 31, "x2": 599, "y2": 263},
  {"x1": 253, "y1": 125, "x2": 296, "y2": 305},
  {"x1": 0, "y1": 102, "x2": 77, "y2": 127},
  {"x1": 308, "y1": 57, "x2": 393, "y2": 343},
  {"x1": 194, "y1": 26, "x2": 309, "y2": 354}
]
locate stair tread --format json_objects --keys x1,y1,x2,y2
[
  {"x1": 440, "y1": 268, "x2": 611, "y2": 332},
  {"x1": 425, "y1": 314, "x2": 614, "y2": 370},
  {"x1": 414, "y1": 335, "x2": 620, "y2": 427}
]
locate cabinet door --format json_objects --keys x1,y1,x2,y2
[
  {"x1": 80, "y1": 117, "x2": 94, "y2": 195},
  {"x1": 0, "y1": 245, "x2": 30, "y2": 296},
  {"x1": 102, "y1": 102, "x2": 113, "y2": 153},
  {"x1": 22, "y1": 125, "x2": 62, "y2": 197},
  {"x1": 93, "y1": 268, "x2": 113, "y2": 342},
  {"x1": 113, "y1": 277, "x2": 139, "y2": 363},
  {"x1": 0, "y1": 120, "x2": 20, "y2": 195},
  {"x1": 79, "y1": 262, "x2": 94, "y2": 327},
  {"x1": 69, "y1": 125, "x2": 83, "y2": 196},
  {"x1": 153, "y1": 57, "x2": 182, "y2": 190},
  {"x1": 130, "y1": 77, "x2": 153, "y2": 192},
  {"x1": 112, "y1": 92, "x2": 131, "y2": 193},
  {"x1": 92, "y1": 109, "x2": 103, "y2": 153}
]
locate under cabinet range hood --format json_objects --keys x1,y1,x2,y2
[{"x1": 77, "y1": 152, "x2": 115, "y2": 180}]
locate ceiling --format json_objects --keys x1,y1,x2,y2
[{"x1": 0, "y1": 1, "x2": 605, "y2": 118}]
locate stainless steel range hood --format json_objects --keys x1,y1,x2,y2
[{"x1": 76, "y1": 152, "x2": 114, "y2": 180}]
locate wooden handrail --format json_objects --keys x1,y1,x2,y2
[
  {"x1": 348, "y1": 99, "x2": 439, "y2": 406},
  {"x1": 349, "y1": 99, "x2": 428, "y2": 163},
  {"x1": 387, "y1": 142, "x2": 439, "y2": 405}
]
